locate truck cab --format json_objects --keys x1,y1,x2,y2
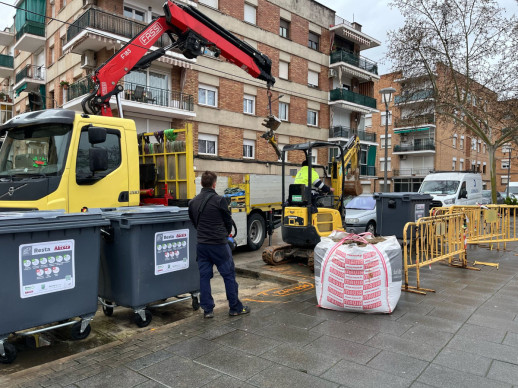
[
  {"x1": 418, "y1": 172, "x2": 483, "y2": 207},
  {"x1": 0, "y1": 109, "x2": 140, "y2": 212}
]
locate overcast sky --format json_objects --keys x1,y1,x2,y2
[{"x1": 0, "y1": 0, "x2": 516, "y2": 74}]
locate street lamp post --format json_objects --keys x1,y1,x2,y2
[
  {"x1": 379, "y1": 87, "x2": 396, "y2": 192},
  {"x1": 506, "y1": 148, "x2": 511, "y2": 198}
]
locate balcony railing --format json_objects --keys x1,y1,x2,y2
[
  {"x1": 394, "y1": 114, "x2": 435, "y2": 129},
  {"x1": 0, "y1": 54, "x2": 14, "y2": 68},
  {"x1": 360, "y1": 165, "x2": 376, "y2": 176},
  {"x1": 67, "y1": 77, "x2": 194, "y2": 112},
  {"x1": 393, "y1": 168, "x2": 433, "y2": 176},
  {"x1": 333, "y1": 15, "x2": 354, "y2": 28},
  {"x1": 330, "y1": 49, "x2": 378, "y2": 75},
  {"x1": 15, "y1": 65, "x2": 45, "y2": 84},
  {"x1": 394, "y1": 89, "x2": 434, "y2": 104},
  {"x1": 330, "y1": 88, "x2": 377, "y2": 109},
  {"x1": 393, "y1": 139, "x2": 435, "y2": 152},
  {"x1": 329, "y1": 126, "x2": 376, "y2": 142},
  {"x1": 67, "y1": 8, "x2": 173, "y2": 48},
  {"x1": 15, "y1": 21, "x2": 45, "y2": 41}
]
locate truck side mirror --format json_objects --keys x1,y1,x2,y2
[
  {"x1": 88, "y1": 126, "x2": 107, "y2": 144},
  {"x1": 89, "y1": 148, "x2": 108, "y2": 172}
]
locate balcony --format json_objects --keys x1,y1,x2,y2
[
  {"x1": 0, "y1": 54, "x2": 14, "y2": 78},
  {"x1": 330, "y1": 49, "x2": 378, "y2": 76},
  {"x1": 14, "y1": 65, "x2": 45, "y2": 94},
  {"x1": 394, "y1": 114, "x2": 435, "y2": 130},
  {"x1": 331, "y1": 16, "x2": 381, "y2": 51},
  {"x1": 394, "y1": 89, "x2": 434, "y2": 105},
  {"x1": 0, "y1": 26, "x2": 15, "y2": 46},
  {"x1": 393, "y1": 139, "x2": 436, "y2": 154},
  {"x1": 13, "y1": 21, "x2": 45, "y2": 53},
  {"x1": 64, "y1": 77, "x2": 195, "y2": 119},
  {"x1": 329, "y1": 126, "x2": 376, "y2": 143},
  {"x1": 360, "y1": 165, "x2": 376, "y2": 176},
  {"x1": 329, "y1": 88, "x2": 377, "y2": 113},
  {"x1": 393, "y1": 168, "x2": 433, "y2": 177}
]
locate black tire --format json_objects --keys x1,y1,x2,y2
[
  {"x1": 134, "y1": 309, "x2": 152, "y2": 328},
  {"x1": 247, "y1": 213, "x2": 266, "y2": 250},
  {"x1": 102, "y1": 303, "x2": 114, "y2": 317},
  {"x1": 70, "y1": 321, "x2": 91, "y2": 340},
  {"x1": 366, "y1": 221, "x2": 376, "y2": 236},
  {"x1": 192, "y1": 295, "x2": 200, "y2": 311},
  {"x1": 0, "y1": 343, "x2": 16, "y2": 364}
]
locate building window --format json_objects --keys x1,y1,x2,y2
[
  {"x1": 483, "y1": 144, "x2": 486, "y2": 153},
  {"x1": 380, "y1": 157, "x2": 391, "y2": 172},
  {"x1": 0, "y1": 105, "x2": 13, "y2": 124},
  {"x1": 125, "y1": 69, "x2": 170, "y2": 105},
  {"x1": 49, "y1": 46, "x2": 54, "y2": 63},
  {"x1": 308, "y1": 31, "x2": 319, "y2": 51},
  {"x1": 381, "y1": 111, "x2": 392, "y2": 126},
  {"x1": 198, "y1": 134, "x2": 217, "y2": 155},
  {"x1": 279, "y1": 61, "x2": 289, "y2": 80},
  {"x1": 279, "y1": 102, "x2": 289, "y2": 121},
  {"x1": 460, "y1": 137, "x2": 464, "y2": 150},
  {"x1": 123, "y1": 5, "x2": 145, "y2": 21},
  {"x1": 452, "y1": 159, "x2": 456, "y2": 171},
  {"x1": 453, "y1": 134, "x2": 457, "y2": 148},
  {"x1": 199, "y1": 0, "x2": 218, "y2": 8},
  {"x1": 243, "y1": 139, "x2": 255, "y2": 159},
  {"x1": 365, "y1": 114, "x2": 372, "y2": 128},
  {"x1": 198, "y1": 84, "x2": 218, "y2": 107},
  {"x1": 471, "y1": 138, "x2": 476, "y2": 151},
  {"x1": 477, "y1": 140, "x2": 481, "y2": 152},
  {"x1": 308, "y1": 70, "x2": 319, "y2": 88},
  {"x1": 460, "y1": 160, "x2": 464, "y2": 170},
  {"x1": 244, "y1": 3, "x2": 257, "y2": 25},
  {"x1": 502, "y1": 176, "x2": 509, "y2": 185},
  {"x1": 307, "y1": 109, "x2": 318, "y2": 126},
  {"x1": 243, "y1": 94, "x2": 255, "y2": 115},
  {"x1": 483, "y1": 164, "x2": 487, "y2": 174},
  {"x1": 503, "y1": 144, "x2": 512, "y2": 153},
  {"x1": 380, "y1": 134, "x2": 391, "y2": 149},
  {"x1": 502, "y1": 159, "x2": 510, "y2": 169},
  {"x1": 311, "y1": 148, "x2": 318, "y2": 165},
  {"x1": 280, "y1": 19, "x2": 289, "y2": 38}
]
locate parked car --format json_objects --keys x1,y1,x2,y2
[
  {"x1": 481, "y1": 190, "x2": 504, "y2": 204},
  {"x1": 344, "y1": 194, "x2": 377, "y2": 235}
]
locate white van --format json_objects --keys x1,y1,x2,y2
[
  {"x1": 418, "y1": 172, "x2": 483, "y2": 207},
  {"x1": 506, "y1": 182, "x2": 518, "y2": 199}
]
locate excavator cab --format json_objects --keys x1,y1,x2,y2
[{"x1": 263, "y1": 137, "x2": 361, "y2": 268}]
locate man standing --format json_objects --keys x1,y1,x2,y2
[{"x1": 188, "y1": 171, "x2": 250, "y2": 318}]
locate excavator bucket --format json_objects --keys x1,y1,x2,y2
[{"x1": 344, "y1": 171, "x2": 363, "y2": 196}]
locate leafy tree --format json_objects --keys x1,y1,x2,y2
[{"x1": 387, "y1": 0, "x2": 518, "y2": 202}]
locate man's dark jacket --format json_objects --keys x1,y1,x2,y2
[{"x1": 188, "y1": 187, "x2": 232, "y2": 244}]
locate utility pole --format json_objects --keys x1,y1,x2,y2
[{"x1": 379, "y1": 87, "x2": 396, "y2": 192}]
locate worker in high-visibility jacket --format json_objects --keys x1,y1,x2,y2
[{"x1": 294, "y1": 160, "x2": 334, "y2": 199}]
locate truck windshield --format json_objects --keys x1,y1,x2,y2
[
  {"x1": 345, "y1": 196, "x2": 375, "y2": 210},
  {"x1": 0, "y1": 124, "x2": 72, "y2": 178},
  {"x1": 508, "y1": 186, "x2": 518, "y2": 194},
  {"x1": 419, "y1": 180, "x2": 460, "y2": 195}
]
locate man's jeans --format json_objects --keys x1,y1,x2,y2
[{"x1": 197, "y1": 243, "x2": 243, "y2": 313}]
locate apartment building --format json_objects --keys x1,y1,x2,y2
[
  {"x1": 372, "y1": 71, "x2": 493, "y2": 192},
  {"x1": 0, "y1": 0, "x2": 382, "y2": 191}
]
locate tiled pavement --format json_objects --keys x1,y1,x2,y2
[{"x1": 2, "y1": 244, "x2": 518, "y2": 388}]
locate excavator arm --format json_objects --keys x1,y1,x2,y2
[
  {"x1": 331, "y1": 136, "x2": 362, "y2": 197},
  {"x1": 82, "y1": 0, "x2": 275, "y2": 116}
]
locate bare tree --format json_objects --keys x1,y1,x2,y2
[{"x1": 387, "y1": 0, "x2": 518, "y2": 202}]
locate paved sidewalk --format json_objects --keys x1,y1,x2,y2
[{"x1": 2, "y1": 243, "x2": 518, "y2": 388}]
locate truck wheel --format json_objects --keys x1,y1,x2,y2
[
  {"x1": 0, "y1": 343, "x2": 16, "y2": 364},
  {"x1": 247, "y1": 213, "x2": 266, "y2": 251}
]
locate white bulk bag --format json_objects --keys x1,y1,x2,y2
[{"x1": 315, "y1": 233, "x2": 402, "y2": 313}]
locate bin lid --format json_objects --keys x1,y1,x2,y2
[
  {"x1": 373, "y1": 192, "x2": 433, "y2": 201},
  {"x1": 101, "y1": 206, "x2": 189, "y2": 226},
  {"x1": 0, "y1": 210, "x2": 109, "y2": 234}
]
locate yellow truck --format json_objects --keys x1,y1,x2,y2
[{"x1": 0, "y1": 109, "x2": 290, "y2": 250}]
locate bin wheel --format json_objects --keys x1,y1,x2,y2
[
  {"x1": 0, "y1": 343, "x2": 16, "y2": 364},
  {"x1": 102, "y1": 302, "x2": 114, "y2": 317},
  {"x1": 134, "y1": 309, "x2": 152, "y2": 328},
  {"x1": 70, "y1": 321, "x2": 91, "y2": 340},
  {"x1": 192, "y1": 295, "x2": 200, "y2": 311}
]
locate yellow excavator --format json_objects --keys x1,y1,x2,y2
[{"x1": 263, "y1": 136, "x2": 362, "y2": 268}]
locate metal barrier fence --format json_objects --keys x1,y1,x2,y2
[{"x1": 402, "y1": 212, "x2": 474, "y2": 295}]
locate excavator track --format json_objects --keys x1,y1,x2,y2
[{"x1": 263, "y1": 244, "x2": 315, "y2": 271}]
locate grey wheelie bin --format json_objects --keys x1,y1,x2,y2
[
  {"x1": 0, "y1": 211, "x2": 109, "y2": 364},
  {"x1": 99, "y1": 207, "x2": 200, "y2": 327},
  {"x1": 374, "y1": 192, "x2": 433, "y2": 239}
]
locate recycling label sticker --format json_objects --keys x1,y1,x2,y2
[
  {"x1": 155, "y1": 229, "x2": 189, "y2": 275},
  {"x1": 19, "y1": 239, "x2": 75, "y2": 299}
]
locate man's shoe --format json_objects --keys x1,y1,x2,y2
[
  {"x1": 229, "y1": 306, "x2": 250, "y2": 316},
  {"x1": 204, "y1": 311, "x2": 214, "y2": 318}
]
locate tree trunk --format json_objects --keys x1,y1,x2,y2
[{"x1": 488, "y1": 144, "x2": 497, "y2": 204}]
